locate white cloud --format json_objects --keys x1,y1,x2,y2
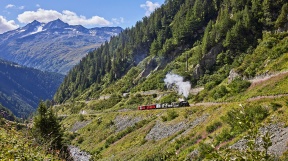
[
  {"x1": 112, "y1": 17, "x2": 124, "y2": 25},
  {"x1": 140, "y1": 1, "x2": 160, "y2": 16},
  {"x1": 0, "y1": 16, "x2": 19, "y2": 34},
  {"x1": 18, "y1": 6, "x2": 25, "y2": 10},
  {"x1": 36, "y1": 4, "x2": 41, "y2": 8},
  {"x1": 17, "y1": 8, "x2": 111, "y2": 26},
  {"x1": 5, "y1": 4, "x2": 15, "y2": 9}
]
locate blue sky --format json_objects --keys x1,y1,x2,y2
[{"x1": 0, "y1": 0, "x2": 165, "y2": 33}]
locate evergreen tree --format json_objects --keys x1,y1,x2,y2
[
  {"x1": 275, "y1": 3, "x2": 288, "y2": 29},
  {"x1": 262, "y1": 0, "x2": 273, "y2": 28},
  {"x1": 202, "y1": 20, "x2": 214, "y2": 54},
  {"x1": 33, "y1": 101, "x2": 63, "y2": 151}
]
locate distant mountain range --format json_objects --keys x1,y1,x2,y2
[
  {"x1": 0, "y1": 59, "x2": 64, "y2": 118},
  {"x1": 0, "y1": 19, "x2": 122, "y2": 74}
]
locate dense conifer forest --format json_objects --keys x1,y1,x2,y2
[{"x1": 54, "y1": 0, "x2": 287, "y2": 103}]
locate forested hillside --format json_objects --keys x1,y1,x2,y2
[
  {"x1": 55, "y1": 0, "x2": 287, "y2": 103},
  {"x1": 0, "y1": 59, "x2": 64, "y2": 117},
  {"x1": 53, "y1": 0, "x2": 288, "y2": 160}
]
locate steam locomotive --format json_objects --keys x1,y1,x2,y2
[{"x1": 138, "y1": 101, "x2": 190, "y2": 110}]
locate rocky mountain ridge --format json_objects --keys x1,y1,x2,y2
[{"x1": 0, "y1": 19, "x2": 122, "y2": 74}]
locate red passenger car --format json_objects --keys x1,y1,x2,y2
[{"x1": 138, "y1": 104, "x2": 156, "y2": 110}]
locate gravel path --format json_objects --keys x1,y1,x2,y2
[{"x1": 248, "y1": 70, "x2": 288, "y2": 84}]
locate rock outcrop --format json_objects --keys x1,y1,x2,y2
[
  {"x1": 228, "y1": 69, "x2": 240, "y2": 83},
  {"x1": 193, "y1": 44, "x2": 222, "y2": 79}
]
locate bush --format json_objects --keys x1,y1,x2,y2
[
  {"x1": 77, "y1": 136, "x2": 84, "y2": 144},
  {"x1": 198, "y1": 142, "x2": 215, "y2": 159},
  {"x1": 91, "y1": 94, "x2": 122, "y2": 111},
  {"x1": 160, "y1": 93, "x2": 178, "y2": 104},
  {"x1": 126, "y1": 94, "x2": 144, "y2": 105},
  {"x1": 70, "y1": 104, "x2": 82, "y2": 114},
  {"x1": 215, "y1": 128, "x2": 234, "y2": 145},
  {"x1": 205, "y1": 81, "x2": 217, "y2": 90},
  {"x1": 161, "y1": 116, "x2": 168, "y2": 122},
  {"x1": 211, "y1": 85, "x2": 228, "y2": 99},
  {"x1": 78, "y1": 114, "x2": 84, "y2": 121},
  {"x1": 206, "y1": 121, "x2": 222, "y2": 133},
  {"x1": 228, "y1": 78, "x2": 251, "y2": 93},
  {"x1": 271, "y1": 102, "x2": 282, "y2": 111},
  {"x1": 183, "y1": 109, "x2": 197, "y2": 118},
  {"x1": 222, "y1": 105, "x2": 269, "y2": 135},
  {"x1": 167, "y1": 110, "x2": 179, "y2": 121}
]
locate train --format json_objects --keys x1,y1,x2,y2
[{"x1": 138, "y1": 101, "x2": 190, "y2": 110}]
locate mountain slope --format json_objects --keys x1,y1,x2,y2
[
  {"x1": 0, "y1": 59, "x2": 64, "y2": 117},
  {"x1": 0, "y1": 19, "x2": 122, "y2": 74},
  {"x1": 53, "y1": 0, "x2": 288, "y2": 160},
  {"x1": 54, "y1": 0, "x2": 285, "y2": 103}
]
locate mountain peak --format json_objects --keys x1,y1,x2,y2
[
  {"x1": 20, "y1": 20, "x2": 42, "y2": 32},
  {"x1": 43, "y1": 19, "x2": 69, "y2": 30},
  {"x1": 23, "y1": 20, "x2": 41, "y2": 27},
  {"x1": 30, "y1": 20, "x2": 41, "y2": 25}
]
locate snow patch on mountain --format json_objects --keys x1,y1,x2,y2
[{"x1": 29, "y1": 25, "x2": 44, "y2": 35}]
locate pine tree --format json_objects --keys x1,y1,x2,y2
[
  {"x1": 33, "y1": 101, "x2": 63, "y2": 151},
  {"x1": 202, "y1": 20, "x2": 214, "y2": 54},
  {"x1": 275, "y1": 3, "x2": 288, "y2": 29}
]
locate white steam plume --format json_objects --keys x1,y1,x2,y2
[{"x1": 164, "y1": 73, "x2": 191, "y2": 98}]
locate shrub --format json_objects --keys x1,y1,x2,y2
[
  {"x1": 70, "y1": 104, "x2": 82, "y2": 114},
  {"x1": 167, "y1": 110, "x2": 179, "y2": 121},
  {"x1": 206, "y1": 121, "x2": 222, "y2": 133},
  {"x1": 198, "y1": 142, "x2": 215, "y2": 160},
  {"x1": 183, "y1": 109, "x2": 197, "y2": 118},
  {"x1": 211, "y1": 85, "x2": 228, "y2": 99},
  {"x1": 77, "y1": 136, "x2": 84, "y2": 144},
  {"x1": 78, "y1": 114, "x2": 84, "y2": 121},
  {"x1": 161, "y1": 116, "x2": 168, "y2": 122},
  {"x1": 91, "y1": 94, "x2": 122, "y2": 111},
  {"x1": 205, "y1": 81, "x2": 217, "y2": 90},
  {"x1": 271, "y1": 102, "x2": 282, "y2": 111},
  {"x1": 222, "y1": 105, "x2": 269, "y2": 135},
  {"x1": 228, "y1": 78, "x2": 251, "y2": 93},
  {"x1": 160, "y1": 93, "x2": 178, "y2": 104},
  {"x1": 215, "y1": 128, "x2": 234, "y2": 145}
]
